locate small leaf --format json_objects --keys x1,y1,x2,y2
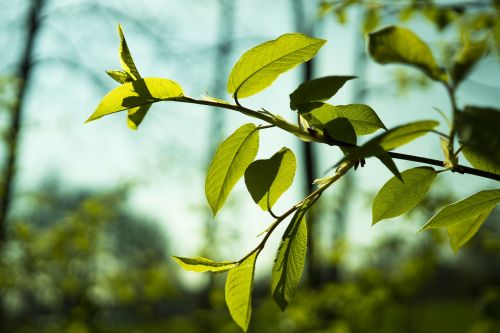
[
  {"x1": 272, "y1": 201, "x2": 309, "y2": 311},
  {"x1": 226, "y1": 252, "x2": 258, "y2": 332},
  {"x1": 363, "y1": 6, "x2": 380, "y2": 34},
  {"x1": 447, "y1": 207, "x2": 494, "y2": 252},
  {"x1": 118, "y1": 24, "x2": 141, "y2": 80},
  {"x1": 244, "y1": 148, "x2": 296, "y2": 211},
  {"x1": 172, "y1": 256, "x2": 237, "y2": 273},
  {"x1": 368, "y1": 26, "x2": 446, "y2": 81},
  {"x1": 462, "y1": 147, "x2": 500, "y2": 175},
  {"x1": 86, "y1": 78, "x2": 184, "y2": 122},
  {"x1": 372, "y1": 167, "x2": 437, "y2": 224},
  {"x1": 374, "y1": 149, "x2": 402, "y2": 181},
  {"x1": 228, "y1": 33, "x2": 326, "y2": 98},
  {"x1": 289, "y1": 76, "x2": 356, "y2": 110},
  {"x1": 298, "y1": 102, "x2": 386, "y2": 135},
  {"x1": 457, "y1": 106, "x2": 500, "y2": 169},
  {"x1": 421, "y1": 189, "x2": 500, "y2": 230},
  {"x1": 451, "y1": 39, "x2": 487, "y2": 86},
  {"x1": 106, "y1": 70, "x2": 132, "y2": 84},
  {"x1": 439, "y1": 137, "x2": 457, "y2": 168},
  {"x1": 127, "y1": 105, "x2": 151, "y2": 130},
  {"x1": 206, "y1": 124, "x2": 259, "y2": 216}
]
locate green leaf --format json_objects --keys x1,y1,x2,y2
[
  {"x1": 206, "y1": 124, "x2": 260, "y2": 216},
  {"x1": 447, "y1": 207, "x2": 494, "y2": 252},
  {"x1": 226, "y1": 251, "x2": 258, "y2": 332},
  {"x1": 368, "y1": 26, "x2": 446, "y2": 81},
  {"x1": 462, "y1": 147, "x2": 500, "y2": 175},
  {"x1": 86, "y1": 78, "x2": 184, "y2": 122},
  {"x1": 375, "y1": 150, "x2": 402, "y2": 181},
  {"x1": 106, "y1": 70, "x2": 132, "y2": 84},
  {"x1": 457, "y1": 106, "x2": 500, "y2": 169},
  {"x1": 324, "y1": 117, "x2": 357, "y2": 146},
  {"x1": 272, "y1": 201, "x2": 309, "y2": 311},
  {"x1": 118, "y1": 24, "x2": 141, "y2": 80},
  {"x1": 421, "y1": 189, "x2": 500, "y2": 230},
  {"x1": 227, "y1": 33, "x2": 326, "y2": 98},
  {"x1": 372, "y1": 167, "x2": 437, "y2": 224},
  {"x1": 127, "y1": 105, "x2": 151, "y2": 130},
  {"x1": 244, "y1": 148, "x2": 296, "y2": 211},
  {"x1": 172, "y1": 256, "x2": 237, "y2": 273},
  {"x1": 298, "y1": 102, "x2": 386, "y2": 135},
  {"x1": 451, "y1": 39, "x2": 487, "y2": 86},
  {"x1": 289, "y1": 76, "x2": 356, "y2": 110}
]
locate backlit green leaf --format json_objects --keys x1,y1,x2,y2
[
  {"x1": 272, "y1": 201, "x2": 309, "y2": 311},
  {"x1": 372, "y1": 167, "x2": 437, "y2": 224},
  {"x1": 368, "y1": 26, "x2": 446, "y2": 81},
  {"x1": 206, "y1": 124, "x2": 259, "y2": 216},
  {"x1": 86, "y1": 78, "x2": 184, "y2": 122},
  {"x1": 172, "y1": 256, "x2": 237, "y2": 273},
  {"x1": 462, "y1": 147, "x2": 500, "y2": 175},
  {"x1": 244, "y1": 148, "x2": 296, "y2": 211},
  {"x1": 118, "y1": 24, "x2": 141, "y2": 81},
  {"x1": 451, "y1": 39, "x2": 487, "y2": 86},
  {"x1": 226, "y1": 251, "x2": 258, "y2": 332},
  {"x1": 447, "y1": 207, "x2": 494, "y2": 252},
  {"x1": 127, "y1": 105, "x2": 151, "y2": 130},
  {"x1": 457, "y1": 106, "x2": 500, "y2": 169},
  {"x1": 324, "y1": 117, "x2": 357, "y2": 146},
  {"x1": 228, "y1": 33, "x2": 326, "y2": 98},
  {"x1": 289, "y1": 76, "x2": 356, "y2": 110},
  {"x1": 106, "y1": 70, "x2": 132, "y2": 84},
  {"x1": 421, "y1": 189, "x2": 500, "y2": 230},
  {"x1": 298, "y1": 102, "x2": 386, "y2": 135}
]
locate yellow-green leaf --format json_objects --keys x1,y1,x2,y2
[
  {"x1": 127, "y1": 105, "x2": 151, "y2": 130},
  {"x1": 244, "y1": 148, "x2": 296, "y2": 211},
  {"x1": 206, "y1": 124, "x2": 259, "y2": 216},
  {"x1": 451, "y1": 39, "x2": 487, "y2": 86},
  {"x1": 368, "y1": 26, "x2": 446, "y2": 81},
  {"x1": 226, "y1": 252, "x2": 258, "y2": 332},
  {"x1": 372, "y1": 167, "x2": 437, "y2": 224},
  {"x1": 106, "y1": 70, "x2": 132, "y2": 84},
  {"x1": 289, "y1": 76, "x2": 356, "y2": 110},
  {"x1": 447, "y1": 207, "x2": 494, "y2": 252},
  {"x1": 228, "y1": 33, "x2": 326, "y2": 98},
  {"x1": 272, "y1": 201, "x2": 309, "y2": 311},
  {"x1": 118, "y1": 24, "x2": 141, "y2": 80},
  {"x1": 171, "y1": 256, "x2": 237, "y2": 273},
  {"x1": 462, "y1": 147, "x2": 500, "y2": 175},
  {"x1": 86, "y1": 78, "x2": 184, "y2": 122}
]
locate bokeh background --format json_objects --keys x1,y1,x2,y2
[{"x1": 1, "y1": 0, "x2": 499, "y2": 332}]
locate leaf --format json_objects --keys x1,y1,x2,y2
[
  {"x1": 289, "y1": 76, "x2": 356, "y2": 110},
  {"x1": 272, "y1": 201, "x2": 309, "y2": 311},
  {"x1": 244, "y1": 148, "x2": 296, "y2": 211},
  {"x1": 368, "y1": 26, "x2": 446, "y2": 81},
  {"x1": 206, "y1": 124, "x2": 259, "y2": 216},
  {"x1": 372, "y1": 167, "x2": 437, "y2": 224},
  {"x1": 451, "y1": 39, "x2": 487, "y2": 86},
  {"x1": 462, "y1": 147, "x2": 500, "y2": 175},
  {"x1": 420, "y1": 189, "x2": 500, "y2": 230},
  {"x1": 106, "y1": 70, "x2": 132, "y2": 84},
  {"x1": 375, "y1": 150, "x2": 402, "y2": 181},
  {"x1": 298, "y1": 102, "x2": 386, "y2": 135},
  {"x1": 447, "y1": 207, "x2": 494, "y2": 252},
  {"x1": 440, "y1": 137, "x2": 457, "y2": 168},
  {"x1": 118, "y1": 24, "x2": 141, "y2": 80},
  {"x1": 172, "y1": 256, "x2": 237, "y2": 273},
  {"x1": 227, "y1": 33, "x2": 326, "y2": 98},
  {"x1": 226, "y1": 251, "x2": 258, "y2": 332},
  {"x1": 457, "y1": 106, "x2": 500, "y2": 169},
  {"x1": 86, "y1": 78, "x2": 184, "y2": 122}
]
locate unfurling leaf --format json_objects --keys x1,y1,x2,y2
[
  {"x1": 172, "y1": 256, "x2": 237, "y2": 273},
  {"x1": 439, "y1": 137, "x2": 457, "y2": 168},
  {"x1": 457, "y1": 106, "x2": 500, "y2": 170},
  {"x1": 226, "y1": 252, "x2": 259, "y2": 332},
  {"x1": 420, "y1": 190, "x2": 500, "y2": 251},
  {"x1": 86, "y1": 78, "x2": 184, "y2": 122},
  {"x1": 368, "y1": 26, "x2": 446, "y2": 81},
  {"x1": 118, "y1": 24, "x2": 141, "y2": 81},
  {"x1": 206, "y1": 124, "x2": 259, "y2": 216},
  {"x1": 298, "y1": 102, "x2": 386, "y2": 135},
  {"x1": 451, "y1": 39, "x2": 487, "y2": 86},
  {"x1": 289, "y1": 76, "x2": 356, "y2": 110},
  {"x1": 372, "y1": 167, "x2": 437, "y2": 224},
  {"x1": 272, "y1": 201, "x2": 309, "y2": 311},
  {"x1": 227, "y1": 33, "x2": 326, "y2": 99},
  {"x1": 245, "y1": 148, "x2": 296, "y2": 211}
]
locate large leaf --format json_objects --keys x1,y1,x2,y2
[
  {"x1": 368, "y1": 26, "x2": 446, "y2": 81},
  {"x1": 457, "y1": 106, "x2": 500, "y2": 169},
  {"x1": 206, "y1": 123, "x2": 259, "y2": 216},
  {"x1": 372, "y1": 167, "x2": 437, "y2": 224},
  {"x1": 272, "y1": 201, "x2": 309, "y2": 311},
  {"x1": 420, "y1": 189, "x2": 500, "y2": 230},
  {"x1": 86, "y1": 78, "x2": 184, "y2": 122},
  {"x1": 244, "y1": 148, "x2": 296, "y2": 211},
  {"x1": 298, "y1": 102, "x2": 386, "y2": 135},
  {"x1": 227, "y1": 33, "x2": 326, "y2": 98},
  {"x1": 289, "y1": 76, "x2": 356, "y2": 110},
  {"x1": 226, "y1": 252, "x2": 258, "y2": 332},
  {"x1": 118, "y1": 24, "x2": 141, "y2": 81},
  {"x1": 462, "y1": 147, "x2": 500, "y2": 175},
  {"x1": 172, "y1": 256, "x2": 237, "y2": 273},
  {"x1": 447, "y1": 207, "x2": 494, "y2": 252},
  {"x1": 451, "y1": 39, "x2": 487, "y2": 86}
]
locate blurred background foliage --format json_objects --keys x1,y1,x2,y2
[{"x1": 1, "y1": 0, "x2": 499, "y2": 332}]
